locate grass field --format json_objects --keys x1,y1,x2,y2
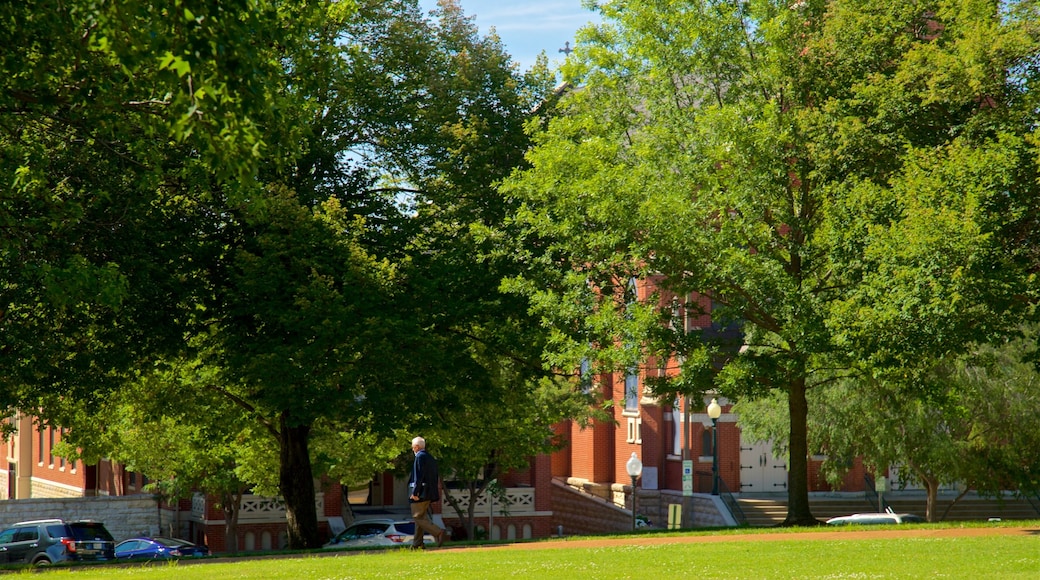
[{"x1": 26, "y1": 523, "x2": 1040, "y2": 579}]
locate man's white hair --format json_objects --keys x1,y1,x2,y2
[{"x1": 411, "y1": 436, "x2": 426, "y2": 449}]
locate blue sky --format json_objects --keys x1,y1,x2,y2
[{"x1": 418, "y1": 0, "x2": 602, "y2": 72}]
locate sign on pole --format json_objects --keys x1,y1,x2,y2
[{"x1": 682, "y1": 460, "x2": 693, "y2": 496}]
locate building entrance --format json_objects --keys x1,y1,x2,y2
[{"x1": 738, "y1": 439, "x2": 788, "y2": 492}]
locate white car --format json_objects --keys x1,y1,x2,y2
[
  {"x1": 825, "y1": 512, "x2": 926, "y2": 525},
  {"x1": 322, "y1": 519, "x2": 435, "y2": 549}
]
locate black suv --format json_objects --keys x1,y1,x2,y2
[{"x1": 0, "y1": 519, "x2": 115, "y2": 565}]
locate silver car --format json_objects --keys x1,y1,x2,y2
[
  {"x1": 826, "y1": 512, "x2": 926, "y2": 525},
  {"x1": 322, "y1": 519, "x2": 435, "y2": 549}
]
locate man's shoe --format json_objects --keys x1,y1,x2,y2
[
  {"x1": 410, "y1": 544, "x2": 425, "y2": 551},
  {"x1": 436, "y1": 530, "x2": 446, "y2": 548}
]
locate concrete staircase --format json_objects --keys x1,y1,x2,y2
[{"x1": 735, "y1": 493, "x2": 1040, "y2": 526}]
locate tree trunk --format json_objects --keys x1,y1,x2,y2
[
  {"x1": 442, "y1": 480, "x2": 482, "y2": 541},
  {"x1": 940, "y1": 486, "x2": 969, "y2": 522},
  {"x1": 783, "y1": 375, "x2": 818, "y2": 526},
  {"x1": 924, "y1": 476, "x2": 939, "y2": 523},
  {"x1": 463, "y1": 481, "x2": 479, "y2": 540},
  {"x1": 222, "y1": 486, "x2": 244, "y2": 552},
  {"x1": 279, "y1": 414, "x2": 321, "y2": 549}
]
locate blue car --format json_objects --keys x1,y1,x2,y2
[{"x1": 114, "y1": 536, "x2": 209, "y2": 559}]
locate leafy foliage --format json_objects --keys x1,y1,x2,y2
[
  {"x1": 2, "y1": 0, "x2": 569, "y2": 551},
  {"x1": 503, "y1": 0, "x2": 1040, "y2": 525},
  {"x1": 0, "y1": 0, "x2": 316, "y2": 416}
]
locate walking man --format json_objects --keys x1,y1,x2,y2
[{"x1": 409, "y1": 436, "x2": 447, "y2": 549}]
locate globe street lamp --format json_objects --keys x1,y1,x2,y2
[
  {"x1": 626, "y1": 452, "x2": 643, "y2": 531},
  {"x1": 707, "y1": 398, "x2": 722, "y2": 496}
]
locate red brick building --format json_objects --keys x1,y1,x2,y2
[{"x1": 548, "y1": 278, "x2": 869, "y2": 529}]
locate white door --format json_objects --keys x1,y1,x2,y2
[{"x1": 739, "y1": 439, "x2": 788, "y2": 492}]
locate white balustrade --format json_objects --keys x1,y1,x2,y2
[
  {"x1": 443, "y1": 487, "x2": 535, "y2": 516},
  {"x1": 190, "y1": 492, "x2": 326, "y2": 523}
]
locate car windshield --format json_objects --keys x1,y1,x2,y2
[{"x1": 69, "y1": 524, "x2": 114, "y2": 542}]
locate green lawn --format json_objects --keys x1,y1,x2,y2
[{"x1": 27, "y1": 525, "x2": 1040, "y2": 579}]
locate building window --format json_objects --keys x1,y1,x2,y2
[
  {"x1": 624, "y1": 369, "x2": 639, "y2": 411},
  {"x1": 129, "y1": 471, "x2": 136, "y2": 489},
  {"x1": 701, "y1": 429, "x2": 712, "y2": 457},
  {"x1": 579, "y1": 358, "x2": 592, "y2": 394},
  {"x1": 623, "y1": 277, "x2": 641, "y2": 412},
  {"x1": 48, "y1": 430, "x2": 54, "y2": 467},
  {"x1": 58, "y1": 429, "x2": 66, "y2": 470},
  {"x1": 626, "y1": 417, "x2": 642, "y2": 444},
  {"x1": 38, "y1": 430, "x2": 44, "y2": 465},
  {"x1": 686, "y1": 293, "x2": 704, "y2": 333}
]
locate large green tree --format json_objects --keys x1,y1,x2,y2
[
  {"x1": 2, "y1": 0, "x2": 607, "y2": 550},
  {"x1": 502, "y1": 0, "x2": 1039, "y2": 525},
  {"x1": 185, "y1": 0, "x2": 559, "y2": 548}
]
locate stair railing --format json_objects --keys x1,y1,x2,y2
[
  {"x1": 864, "y1": 474, "x2": 892, "y2": 513},
  {"x1": 717, "y1": 474, "x2": 748, "y2": 526}
]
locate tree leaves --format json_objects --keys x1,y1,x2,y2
[{"x1": 504, "y1": 0, "x2": 1040, "y2": 525}]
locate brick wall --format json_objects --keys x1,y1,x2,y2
[{"x1": 550, "y1": 423, "x2": 571, "y2": 477}]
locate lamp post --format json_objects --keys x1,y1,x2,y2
[
  {"x1": 707, "y1": 398, "x2": 722, "y2": 495},
  {"x1": 626, "y1": 452, "x2": 643, "y2": 531}
]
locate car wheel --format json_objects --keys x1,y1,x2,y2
[{"x1": 32, "y1": 557, "x2": 52, "y2": 566}]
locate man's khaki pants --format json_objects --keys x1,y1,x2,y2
[{"x1": 411, "y1": 500, "x2": 444, "y2": 547}]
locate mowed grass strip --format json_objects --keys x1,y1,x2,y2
[{"x1": 31, "y1": 527, "x2": 1040, "y2": 579}]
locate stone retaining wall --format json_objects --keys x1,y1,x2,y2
[
  {"x1": 0, "y1": 495, "x2": 163, "y2": 541},
  {"x1": 552, "y1": 478, "x2": 733, "y2": 534},
  {"x1": 551, "y1": 479, "x2": 633, "y2": 535}
]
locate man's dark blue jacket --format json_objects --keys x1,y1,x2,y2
[{"x1": 410, "y1": 449, "x2": 440, "y2": 503}]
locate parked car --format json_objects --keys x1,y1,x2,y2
[
  {"x1": 322, "y1": 519, "x2": 434, "y2": 549},
  {"x1": 0, "y1": 519, "x2": 115, "y2": 565},
  {"x1": 114, "y1": 536, "x2": 210, "y2": 559},
  {"x1": 826, "y1": 512, "x2": 926, "y2": 525}
]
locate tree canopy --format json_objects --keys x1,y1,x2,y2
[
  {"x1": 502, "y1": 0, "x2": 1040, "y2": 525},
  {"x1": 0, "y1": 0, "x2": 316, "y2": 413},
  {"x1": 4, "y1": 0, "x2": 572, "y2": 550}
]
